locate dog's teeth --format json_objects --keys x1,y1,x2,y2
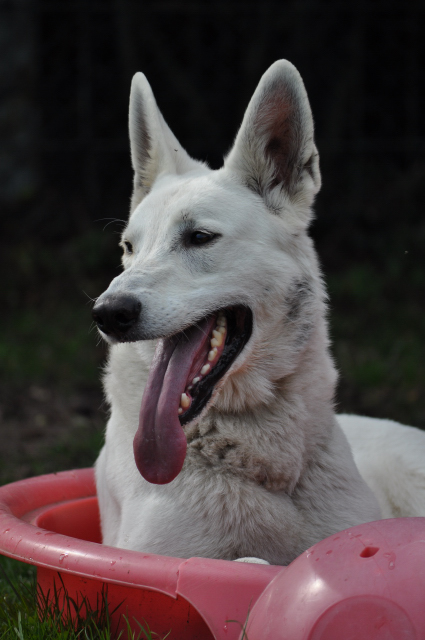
[
  {"x1": 208, "y1": 348, "x2": 217, "y2": 361},
  {"x1": 178, "y1": 407, "x2": 183, "y2": 415},
  {"x1": 211, "y1": 337, "x2": 221, "y2": 348},
  {"x1": 218, "y1": 326, "x2": 226, "y2": 335},
  {"x1": 187, "y1": 384, "x2": 193, "y2": 390},
  {"x1": 217, "y1": 315, "x2": 226, "y2": 327},
  {"x1": 201, "y1": 364, "x2": 210, "y2": 376},
  {"x1": 193, "y1": 376, "x2": 200, "y2": 384},
  {"x1": 181, "y1": 393, "x2": 190, "y2": 409},
  {"x1": 212, "y1": 329, "x2": 223, "y2": 342}
]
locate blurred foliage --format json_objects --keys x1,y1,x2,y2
[
  {"x1": 328, "y1": 263, "x2": 425, "y2": 428},
  {"x1": 0, "y1": 229, "x2": 121, "y2": 387},
  {"x1": 0, "y1": 229, "x2": 119, "y2": 484}
]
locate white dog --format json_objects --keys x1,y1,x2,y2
[{"x1": 93, "y1": 60, "x2": 425, "y2": 565}]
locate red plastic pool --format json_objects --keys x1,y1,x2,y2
[{"x1": 1, "y1": 469, "x2": 425, "y2": 639}]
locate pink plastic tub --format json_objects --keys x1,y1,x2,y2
[{"x1": 1, "y1": 469, "x2": 425, "y2": 639}]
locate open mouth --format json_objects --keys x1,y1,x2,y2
[{"x1": 133, "y1": 306, "x2": 252, "y2": 485}]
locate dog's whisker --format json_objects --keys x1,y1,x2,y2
[
  {"x1": 193, "y1": 322, "x2": 211, "y2": 339},
  {"x1": 94, "y1": 217, "x2": 127, "y2": 232},
  {"x1": 88, "y1": 321, "x2": 97, "y2": 334},
  {"x1": 103, "y1": 221, "x2": 126, "y2": 232},
  {"x1": 82, "y1": 290, "x2": 97, "y2": 304},
  {"x1": 95, "y1": 217, "x2": 126, "y2": 227}
]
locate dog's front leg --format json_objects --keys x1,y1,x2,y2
[{"x1": 234, "y1": 557, "x2": 270, "y2": 565}]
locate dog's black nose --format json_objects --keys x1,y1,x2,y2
[{"x1": 92, "y1": 294, "x2": 141, "y2": 338}]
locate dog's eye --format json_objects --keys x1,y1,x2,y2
[
  {"x1": 189, "y1": 231, "x2": 217, "y2": 246},
  {"x1": 123, "y1": 241, "x2": 133, "y2": 254}
]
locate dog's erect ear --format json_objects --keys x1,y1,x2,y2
[
  {"x1": 225, "y1": 60, "x2": 321, "y2": 225},
  {"x1": 129, "y1": 73, "x2": 202, "y2": 211}
]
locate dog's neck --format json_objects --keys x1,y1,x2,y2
[{"x1": 184, "y1": 319, "x2": 338, "y2": 493}]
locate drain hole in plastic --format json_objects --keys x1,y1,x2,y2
[{"x1": 360, "y1": 546, "x2": 379, "y2": 558}]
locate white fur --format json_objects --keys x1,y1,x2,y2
[
  {"x1": 95, "y1": 60, "x2": 424, "y2": 566},
  {"x1": 338, "y1": 415, "x2": 425, "y2": 519}
]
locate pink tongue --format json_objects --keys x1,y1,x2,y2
[{"x1": 133, "y1": 316, "x2": 215, "y2": 484}]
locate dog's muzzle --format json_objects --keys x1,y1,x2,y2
[{"x1": 92, "y1": 293, "x2": 141, "y2": 339}]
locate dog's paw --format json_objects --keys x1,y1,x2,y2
[{"x1": 233, "y1": 557, "x2": 270, "y2": 565}]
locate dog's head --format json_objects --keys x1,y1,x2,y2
[{"x1": 93, "y1": 60, "x2": 324, "y2": 484}]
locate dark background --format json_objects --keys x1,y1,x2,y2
[{"x1": 1, "y1": 0, "x2": 424, "y2": 483}]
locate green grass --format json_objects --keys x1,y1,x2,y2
[
  {"x1": 0, "y1": 556, "x2": 165, "y2": 640},
  {"x1": 328, "y1": 263, "x2": 425, "y2": 428},
  {"x1": 0, "y1": 231, "x2": 119, "y2": 388},
  {"x1": 0, "y1": 394, "x2": 106, "y2": 486},
  {"x1": 0, "y1": 304, "x2": 103, "y2": 387},
  {"x1": 27, "y1": 429, "x2": 106, "y2": 481},
  {"x1": 0, "y1": 555, "x2": 116, "y2": 640}
]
